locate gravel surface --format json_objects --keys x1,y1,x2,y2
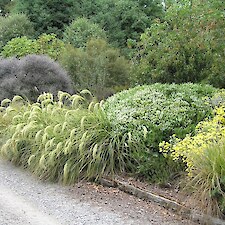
[{"x1": 0, "y1": 159, "x2": 197, "y2": 225}]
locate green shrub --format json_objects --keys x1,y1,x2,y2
[
  {"x1": 0, "y1": 55, "x2": 74, "y2": 102},
  {"x1": 63, "y1": 18, "x2": 107, "y2": 48},
  {"x1": 0, "y1": 14, "x2": 34, "y2": 50},
  {"x1": 60, "y1": 39, "x2": 130, "y2": 99},
  {"x1": 160, "y1": 104, "x2": 225, "y2": 217},
  {"x1": 1, "y1": 36, "x2": 37, "y2": 58},
  {"x1": 103, "y1": 83, "x2": 217, "y2": 182},
  {"x1": 35, "y1": 33, "x2": 65, "y2": 60},
  {"x1": 132, "y1": 0, "x2": 225, "y2": 87},
  {"x1": 0, "y1": 91, "x2": 138, "y2": 183},
  {"x1": 1, "y1": 33, "x2": 65, "y2": 60}
]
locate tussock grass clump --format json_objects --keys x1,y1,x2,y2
[{"x1": 0, "y1": 91, "x2": 137, "y2": 184}]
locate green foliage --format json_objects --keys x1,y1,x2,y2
[
  {"x1": 0, "y1": 0, "x2": 13, "y2": 16},
  {"x1": 83, "y1": 0, "x2": 163, "y2": 49},
  {"x1": 1, "y1": 36, "x2": 37, "y2": 58},
  {"x1": 11, "y1": 0, "x2": 163, "y2": 49},
  {"x1": 12, "y1": 0, "x2": 78, "y2": 37},
  {"x1": 35, "y1": 33, "x2": 66, "y2": 60},
  {"x1": 0, "y1": 83, "x2": 220, "y2": 185},
  {"x1": 103, "y1": 83, "x2": 217, "y2": 182},
  {"x1": 0, "y1": 13, "x2": 34, "y2": 50},
  {"x1": 132, "y1": 0, "x2": 225, "y2": 86},
  {"x1": 160, "y1": 103, "x2": 225, "y2": 217},
  {"x1": 191, "y1": 141, "x2": 225, "y2": 218},
  {"x1": 0, "y1": 92, "x2": 137, "y2": 183},
  {"x1": 60, "y1": 39, "x2": 130, "y2": 99},
  {"x1": 63, "y1": 18, "x2": 107, "y2": 48},
  {"x1": 1, "y1": 33, "x2": 65, "y2": 60}
]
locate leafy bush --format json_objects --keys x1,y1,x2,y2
[
  {"x1": 63, "y1": 18, "x2": 107, "y2": 48},
  {"x1": 103, "y1": 83, "x2": 217, "y2": 182},
  {"x1": 60, "y1": 39, "x2": 130, "y2": 99},
  {"x1": 0, "y1": 55, "x2": 74, "y2": 102},
  {"x1": 160, "y1": 103, "x2": 225, "y2": 217},
  {"x1": 1, "y1": 36, "x2": 37, "y2": 58},
  {"x1": 132, "y1": 0, "x2": 225, "y2": 87},
  {"x1": 0, "y1": 91, "x2": 137, "y2": 183},
  {"x1": 35, "y1": 34, "x2": 65, "y2": 60},
  {"x1": 0, "y1": 14, "x2": 34, "y2": 50},
  {"x1": 1, "y1": 33, "x2": 65, "y2": 60}
]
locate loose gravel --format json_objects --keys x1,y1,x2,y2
[{"x1": 0, "y1": 159, "x2": 197, "y2": 225}]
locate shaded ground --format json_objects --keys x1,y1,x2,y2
[{"x1": 0, "y1": 159, "x2": 197, "y2": 225}]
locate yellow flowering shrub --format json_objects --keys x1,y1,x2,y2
[
  {"x1": 159, "y1": 105, "x2": 225, "y2": 172},
  {"x1": 160, "y1": 104, "x2": 225, "y2": 217}
]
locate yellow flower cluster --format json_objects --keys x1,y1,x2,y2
[{"x1": 159, "y1": 105, "x2": 225, "y2": 173}]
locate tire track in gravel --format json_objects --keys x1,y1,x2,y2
[
  {"x1": 0, "y1": 184, "x2": 60, "y2": 225},
  {"x1": 0, "y1": 159, "x2": 196, "y2": 225}
]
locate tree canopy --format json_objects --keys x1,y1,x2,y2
[
  {"x1": 132, "y1": 0, "x2": 225, "y2": 87},
  {"x1": 12, "y1": 0, "x2": 163, "y2": 48}
]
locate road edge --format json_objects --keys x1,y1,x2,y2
[{"x1": 99, "y1": 178, "x2": 225, "y2": 225}]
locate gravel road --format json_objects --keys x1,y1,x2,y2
[{"x1": 0, "y1": 159, "x2": 197, "y2": 225}]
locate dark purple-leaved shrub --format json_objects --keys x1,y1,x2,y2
[
  {"x1": 0, "y1": 57, "x2": 20, "y2": 101},
  {"x1": 0, "y1": 55, "x2": 74, "y2": 102}
]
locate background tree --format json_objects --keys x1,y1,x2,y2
[
  {"x1": 84, "y1": 0, "x2": 164, "y2": 49},
  {"x1": 63, "y1": 18, "x2": 107, "y2": 48},
  {"x1": 131, "y1": 0, "x2": 225, "y2": 87},
  {"x1": 11, "y1": 0, "x2": 163, "y2": 50},
  {"x1": 60, "y1": 39, "x2": 130, "y2": 99},
  {"x1": 12, "y1": 0, "x2": 79, "y2": 37},
  {"x1": 0, "y1": 13, "x2": 34, "y2": 50},
  {"x1": 0, "y1": 0, "x2": 13, "y2": 16}
]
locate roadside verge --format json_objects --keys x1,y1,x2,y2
[{"x1": 100, "y1": 178, "x2": 225, "y2": 225}]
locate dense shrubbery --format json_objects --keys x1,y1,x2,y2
[
  {"x1": 0, "y1": 0, "x2": 224, "y2": 218},
  {"x1": 103, "y1": 83, "x2": 217, "y2": 181},
  {"x1": 60, "y1": 39, "x2": 130, "y2": 99},
  {"x1": 104, "y1": 83, "x2": 216, "y2": 149},
  {"x1": 0, "y1": 83, "x2": 224, "y2": 189},
  {"x1": 132, "y1": 0, "x2": 225, "y2": 87},
  {"x1": 1, "y1": 33, "x2": 65, "y2": 60},
  {"x1": 0, "y1": 55, "x2": 73, "y2": 102},
  {"x1": 160, "y1": 98, "x2": 225, "y2": 217},
  {"x1": 0, "y1": 14, "x2": 34, "y2": 50},
  {"x1": 63, "y1": 18, "x2": 107, "y2": 48},
  {"x1": 0, "y1": 83, "x2": 219, "y2": 184}
]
